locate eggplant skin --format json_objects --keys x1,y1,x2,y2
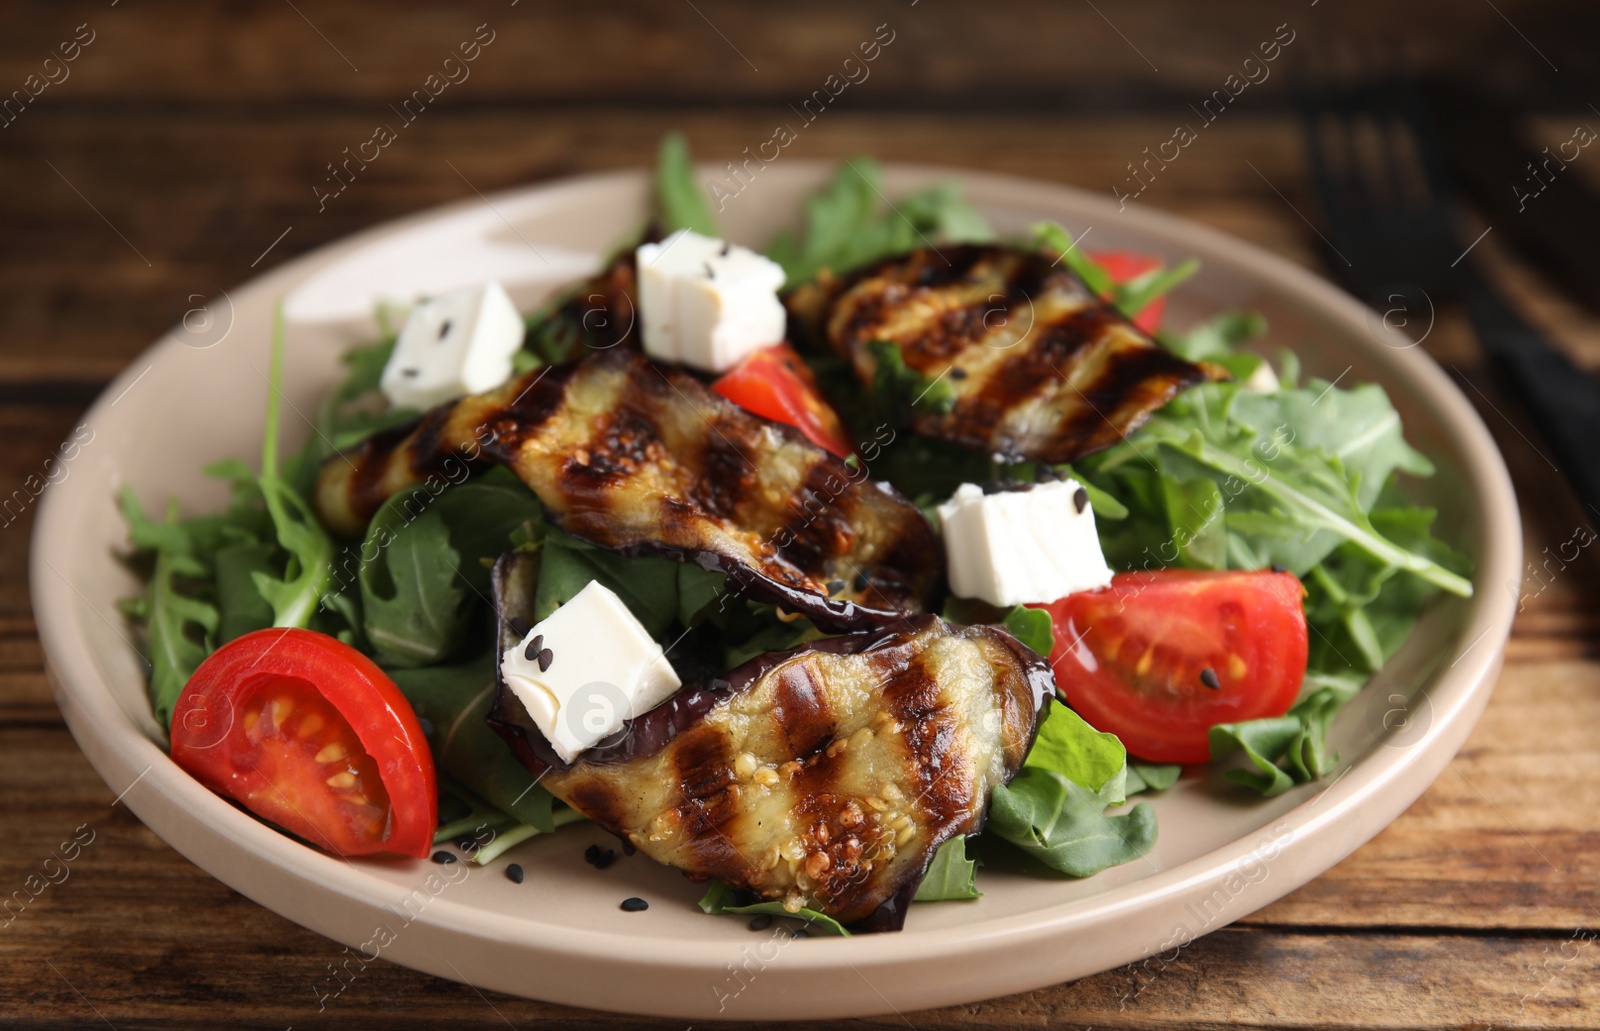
[
  {"x1": 314, "y1": 350, "x2": 942, "y2": 633},
  {"x1": 786, "y1": 243, "x2": 1222, "y2": 463},
  {"x1": 489, "y1": 615, "x2": 1051, "y2": 929}
]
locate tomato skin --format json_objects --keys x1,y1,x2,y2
[
  {"x1": 1033, "y1": 570, "x2": 1308, "y2": 764},
  {"x1": 713, "y1": 343, "x2": 854, "y2": 458},
  {"x1": 1089, "y1": 250, "x2": 1167, "y2": 335},
  {"x1": 171, "y1": 628, "x2": 436, "y2": 858}
]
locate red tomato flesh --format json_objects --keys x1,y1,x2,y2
[
  {"x1": 713, "y1": 342, "x2": 854, "y2": 458},
  {"x1": 1089, "y1": 250, "x2": 1167, "y2": 335},
  {"x1": 1033, "y1": 570, "x2": 1309, "y2": 764},
  {"x1": 170, "y1": 628, "x2": 436, "y2": 858}
]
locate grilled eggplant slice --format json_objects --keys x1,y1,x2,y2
[
  {"x1": 487, "y1": 613, "x2": 1051, "y2": 929},
  {"x1": 315, "y1": 350, "x2": 941, "y2": 632},
  {"x1": 785, "y1": 243, "x2": 1221, "y2": 463}
]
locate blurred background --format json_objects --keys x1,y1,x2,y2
[{"x1": 3, "y1": 3, "x2": 1598, "y2": 1027}]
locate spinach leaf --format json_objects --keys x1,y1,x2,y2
[
  {"x1": 1208, "y1": 671, "x2": 1364, "y2": 795},
  {"x1": 697, "y1": 880, "x2": 851, "y2": 936},
  {"x1": 656, "y1": 132, "x2": 718, "y2": 236},
  {"x1": 914, "y1": 836, "x2": 981, "y2": 901}
]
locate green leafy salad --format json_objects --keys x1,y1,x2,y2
[{"x1": 117, "y1": 134, "x2": 1472, "y2": 935}]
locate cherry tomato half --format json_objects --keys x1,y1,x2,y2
[
  {"x1": 713, "y1": 342, "x2": 854, "y2": 458},
  {"x1": 1032, "y1": 570, "x2": 1309, "y2": 764},
  {"x1": 170, "y1": 628, "x2": 437, "y2": 858},
  {"x1": 1089, "y1": 250, "x2": 1167, "y2": 335}
]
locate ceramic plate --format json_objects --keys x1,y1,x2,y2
[{"x1": 31, "y1": 162, "x2": 1520, "y2": 1020}]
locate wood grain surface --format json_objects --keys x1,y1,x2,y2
[{"x1": 2, "y1": 3, "x2": 1598, "y2": 1028}]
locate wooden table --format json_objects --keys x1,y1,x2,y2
[{"x1": 3, "y1": 3, "x2": 1598, "y2": 1027}]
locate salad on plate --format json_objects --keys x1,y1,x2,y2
[{"x1": 117, "y1": 134, "x2": 1473, "y2": 936}]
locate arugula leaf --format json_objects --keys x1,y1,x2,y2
[
  {"x1": 429, "y1": 467, "x2": 546, "y2": 597},
  {"x1": 915, "y1": 836, "x2": 981, "y2": 901},
  {"x1": 359, "y1": 488, "x2": 468, "y2": 667},
  {"x1": 656, "y1": 132, "x2": 718, "y2": 236},
  {"x1": 986, "y1": 699, "x2": 1157, "y2": 876},
  {"x1": 989, "y1": 771, "x2": 1157, "y2": 877},
  {"x1": 251, "y1": 306, "x2": 335, "y2": 628},
  {"x1": 1125, "y1": 763, "x2": 1181, "y2": 796},
  {"x1": 534, "y1": 533, "x2": 681, "y2": 638},
  {"x1": 1001, "y1": 604, "x2": 1054, "y2": 658},
  {"x1": 387, "y1": 653, "x2": 559, "y2": 830},
  {"x1": 212, "y1": 540, "x2": 278, "y2": 644},
  {"x1": 765, "y1": 158, "x2": 993, "y2": 286},
  {"x1": 1209, "y1": 671, "x2": 1364, "y2": 794},
  {"x1": 864, "y1": 338, "x2": 957, "y2": 419},
  {"x1": 1032, "y1": 221, "x2": 1111, "y2": 295},
  {"x1": 697, "y1": 880, "x2": 851, "y2": 936},
  {"x1": 119, "y1": 493, "x2": 219, "y2": 728},
  {"x1": 1112, "y1": 259, "x2": 1199, "y2": 320},
  {"x1": 1024, "y1": 699, "x2": 1129, "y2": 805}
]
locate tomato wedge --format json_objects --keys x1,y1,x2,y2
[
  {"x1": 1090, "y1": 250, "x2": 1168, "y2": 335},
  {"x1": 1032, "y1": 570, "x2": 1308, "y2": 764},
  {"x1": 170, "y1": 628, "x2": 436, "y2": 858},
  {"x1": 713, "y1": 342, "x2": 854, "y2": 458}
]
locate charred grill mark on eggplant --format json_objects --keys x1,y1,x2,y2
[
  {"x1": 487, "y1": 615, "x2": 1052, "y2": 929},
  {"x1": 786, "y1": 243, "x2": 1222, "y2": 464},
  {"x1": 315, "y1": 350, "x2": 940, "y2": 632}
]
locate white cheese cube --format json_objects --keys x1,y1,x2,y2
[
  {"x1": 937, "y1": 479, "x2": 1114, "y2": 608},
  {"x1": 499, "y1": 581, "x2": 682, "y2": 764},
  {"x1": 636, "y1": 229, "x2": 786, "y2": 373},
  {"x1": 379, "y1": 280, "x2": 526, "y2": 411},
  {"x1": 1243, "y1": 359, "x2": 1280, "y2": 394}
]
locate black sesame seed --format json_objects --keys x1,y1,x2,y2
[
  {"x1": 853, "y1": 571, "x2": 870, "y2": 592},
  {"x1": 438, "y1": 320, "x2": 452, "y2": 340},
  {"x1": 1270, "y1": 564, "x2": 1288, "y2": 574},
  {"x1": 593, "y1": 848, "x2": 616, "y2": 870},
  {"x1": 401, "y1": 367, "x2": 420, "y2": 378},
  {"x1": 431, "y1": 850, "x2": 457, "y2": 864},
  {"x1": 620, "y1": 840, "x2": 637, "y2": 856},
  {"x1": 524, "y1": 634, "x2": 543, "y2": 662},
  {"x1": 508, "y1": 617, "x2": 532, "y2": 639},
  {"x1": 1073, "y1": 486, "x2": 1089, "y2": 514},
  {"x1": 584, "y1": 844, "x2": 601, "y2": 866},
  {"x1": 1199, "y1": 667, "x2": 1222, "y2": 690},
  {"x1": 826, "y1": 580, "x2": 845, "y2": 595},
  {"x1": 537, "y1": 648, "x2": 553, "y2": 673},
  {"x1": 704, "y1": 262, "x2": 715, "y2": 278},
  {"x1": 791, "y1": 928, "x2": 810, "y2": 939},
  {"x1": 748, "y1": 914, "x2": 774, "y2": 931},
  {"x1": 506, "y1": 863, "x2": 525, "y2": 884},
  {"x1": 950, "y1": 367, "x2": 968, "y2": 380},
  {"x1": 720, "y1": 242, "x2": 731, "y2": 257},
  {"x1": 620, "y1": 897, "x2": 649, "y2": 912}
]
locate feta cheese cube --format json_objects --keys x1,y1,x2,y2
[
  {"x1": 1243, "y1": 359, "x2": 1280, "y2": 394},
  {"x1": 636, "y1": 229, "x2": 786, "y2": 373},
  {"x1": 379, "y1": 280, "x2": 526, "y2": 411},
  {"x1": 499, "y1": 581, "x2": 682, "y2": 763},
  {"x1": 937, "y1": 479, "x2": 1114, "y2": 607}
]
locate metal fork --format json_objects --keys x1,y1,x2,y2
[{"x1": 1298, "y1": 57, "x2": 1600, "y2": 520}]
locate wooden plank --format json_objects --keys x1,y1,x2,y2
[{"x1": 0, "y1": 0, "x2": 1566, "y2": 111}]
